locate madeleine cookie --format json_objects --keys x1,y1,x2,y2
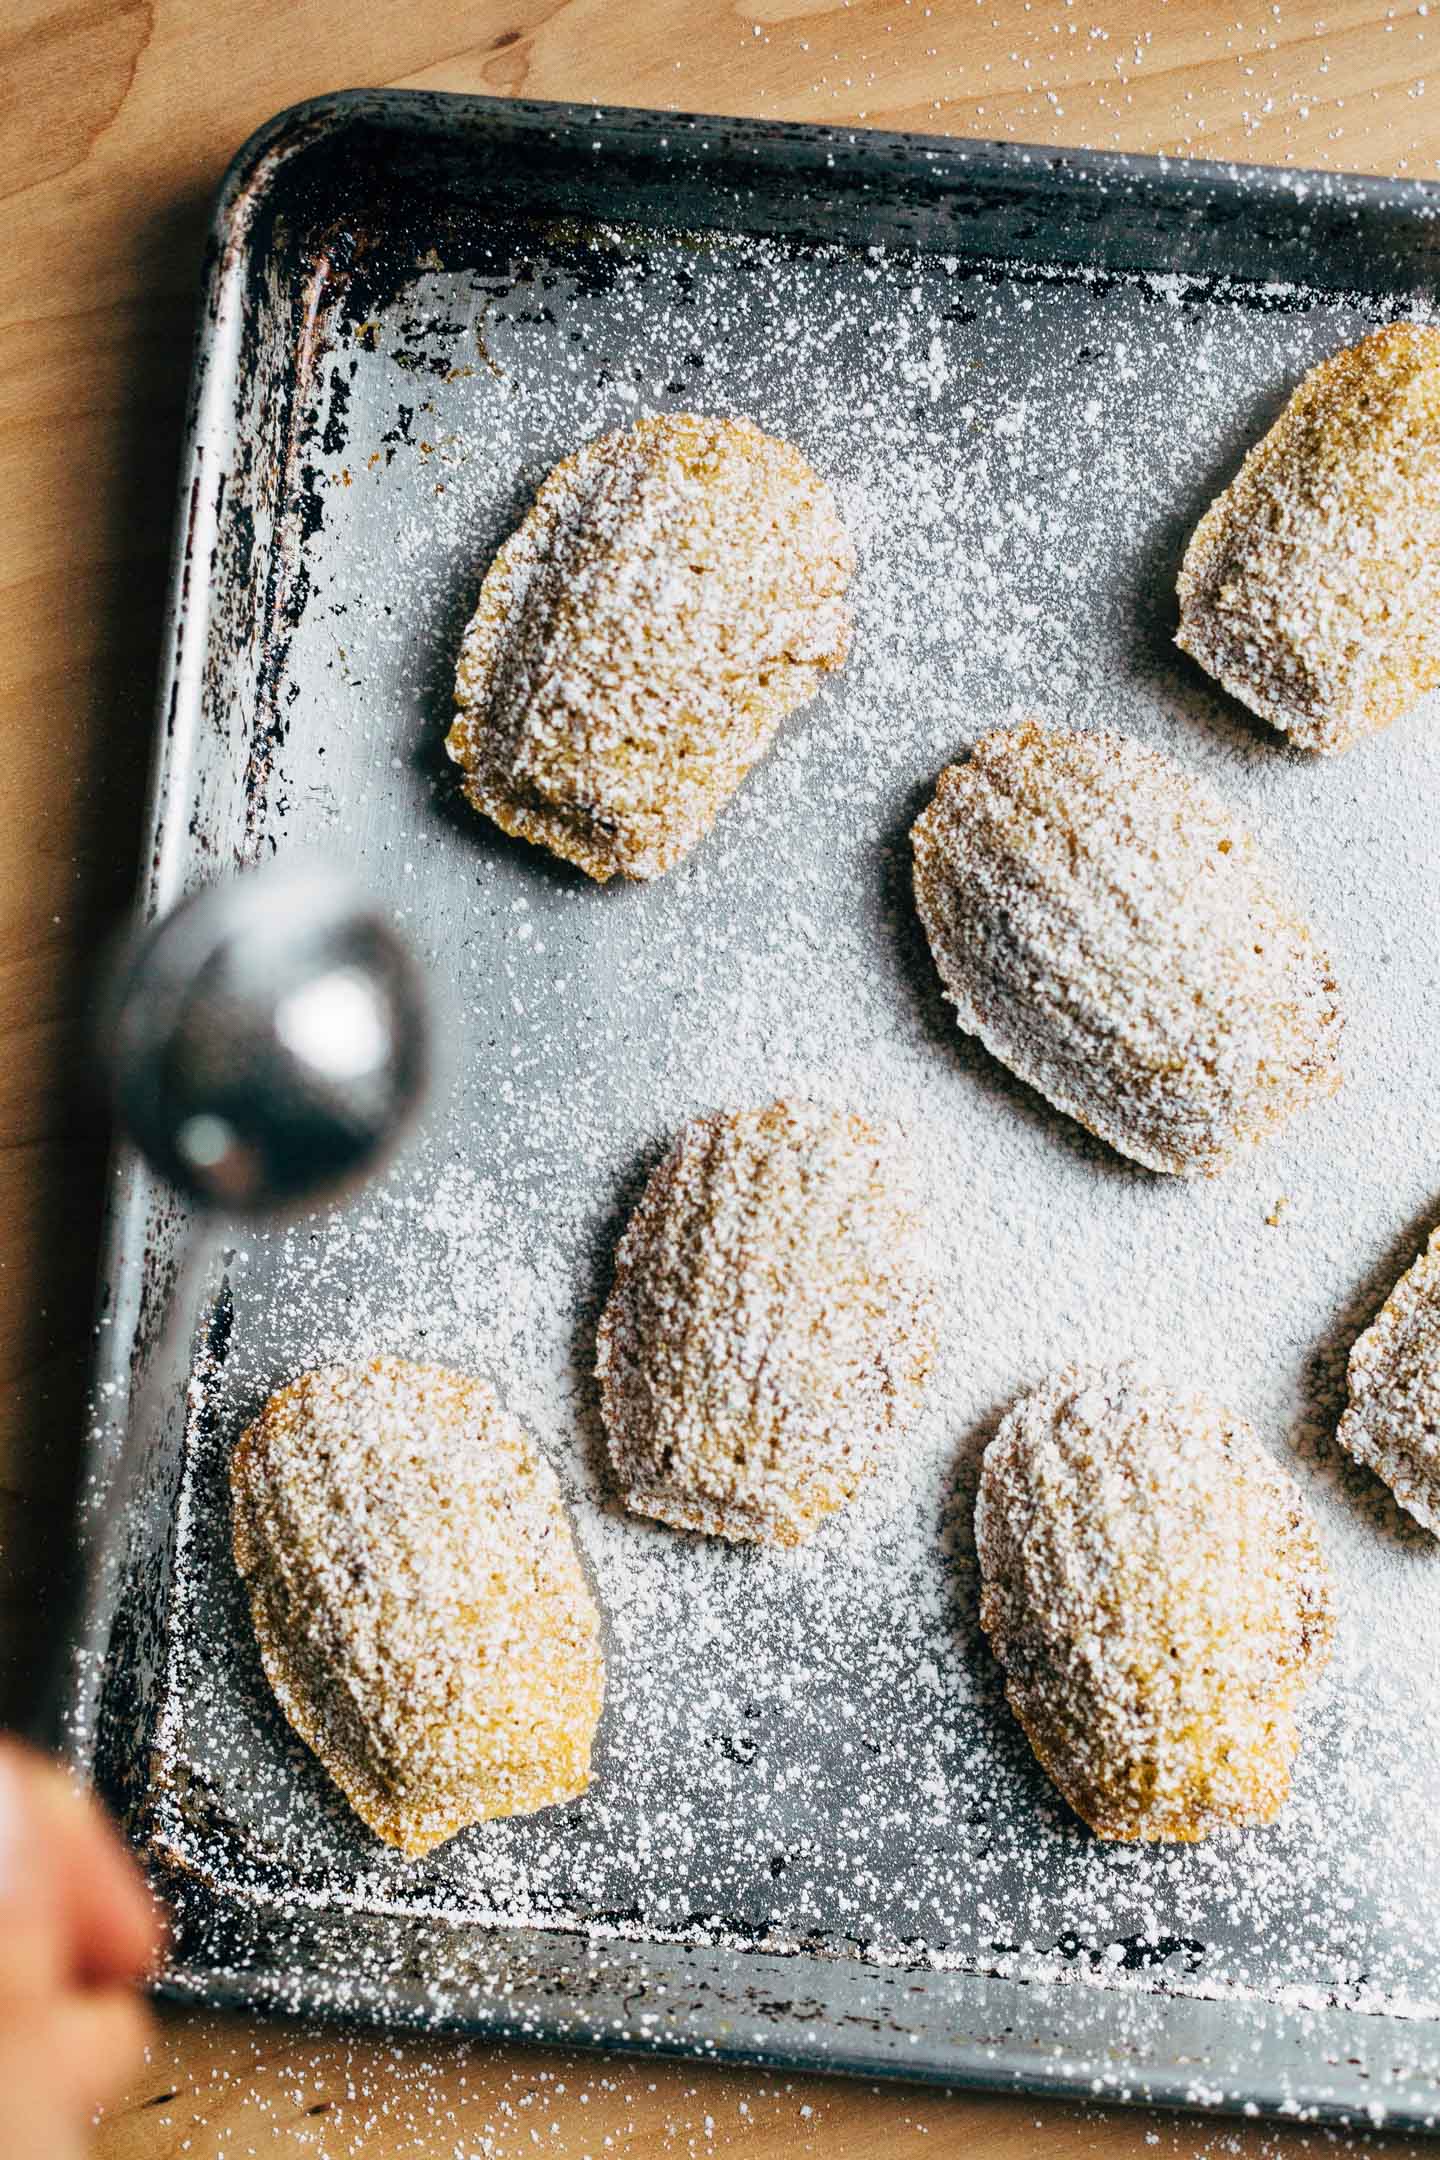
[
  {"x1": 911, "y1": 720, "x2": 1343, "y2": 1175},
  {"x1": 231, "y1": 1357, "x2": 604, "y2": 1856},
  {"x1": 1177, "y1": 321, "x2": 1440, "y2": 753},
  {"x1": 976, "y1": 1364, "x2": 1334, "y2": 1842},
  {"x1": 596, "y1": 1100, "x2": 934, "y2": 1546},
  {"x1": 1338, "y1": 1227, "x2": 1440, "y2": 1533},
  {"x1": 447, "y1": 414, "x2": 855, "y2": 880}
]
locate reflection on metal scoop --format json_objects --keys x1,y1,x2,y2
[
  {"x1": 46, "y1": 859, "x2": 431, "y2": 1761},
  {"x1": 100, "y1": 859, "x2": 430, "y2": 1215}
]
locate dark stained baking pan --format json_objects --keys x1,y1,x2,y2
[{"x1": 68, "y1": 89, "x2": 1440, "y2": 2130}]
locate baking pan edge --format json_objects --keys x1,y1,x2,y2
[{"x1": 66, "y1": 91, "x2": 1440, "y2": 2132}]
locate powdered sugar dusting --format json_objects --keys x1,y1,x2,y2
[
  {"x1": 597, "y1": 1099, "x2": 935, "y2": 1546},
  {"x1": 911, "y1": 719, "x2": 1343, "y2": 1176},
  {"x1": 448, "y1": 413, "x2": 854, "y2": 881},
  {"x1": 147, "y1": 209, "x2": 1440, "y2": 2069},
  {"x1": 976, "y1": 1364, "x2": 1334, "y2": 1843},
  {"x1": 1177, "y1": 321, "x2": 1440, "y2": 754},
  {"x1": 230, "y1": 1356, "x2": 604, "y2": 1855}
]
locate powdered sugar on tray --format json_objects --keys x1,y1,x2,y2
[{"x1": 147, "y1": 213, "x2": 1440, "y2": 2057}]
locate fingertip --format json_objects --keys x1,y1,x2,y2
[
  {"x1": 57, "y1": 1987, "x2": 156, "y2": 2118},
  {"x1": 0, "y1": 1737, "x2": 38, "y2": 1903},
  {"x1": 0, "y1": 1989, "x2": 155, "y2": 2136},
  {"x1": 0, "y1": 1740, "x2": 165, "y2": 1986},
  {"x1": 66, "y1": 1796, "x2": 168, "y2": 1987}
]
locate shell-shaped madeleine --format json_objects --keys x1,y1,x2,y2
[
  {"x1": 230, "y1": 1357, "x2": 604, "y2": 1857},
  {"x1": 1177, "y1": 321, "x2": 1440, "y2": 754},
  {"x1": 910, "y1": 720, "x2": 1343, "y2": 1176},
  {"x1": 446, "y1": 414, "x2": 855, "y2": 882},
  {"x1": 596, "y1": 1100, "x2": 934, "y2": 1546},
  {"x1": 1338, "y1": 1227, "x2": 1440, "y2": 1534},
  {"x1": 976, "y1": 1364, "x2": 1334, "y2": 1842}
]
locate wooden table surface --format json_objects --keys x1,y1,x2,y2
[{"x1": 4, "y1": 2, "x2": 1437, "y2": 2152}]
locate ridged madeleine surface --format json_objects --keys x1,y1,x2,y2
[
  {"x1": 1338, "y1": 1227, "x2": 1440, "y2": 1534},
  {"x1": 446, "y1": 414, "x2": 855, "y2": 881},
  {"x1": 596, "y1": 1100, "x2": 934, "y2": 1546},
  {"x1": 1176, "y1": 321, "x2": 1440, "y2": 754},
  {"x1": 976, "y1": 1364, "x2": 1334, "y2": 1842},
  {"x1": 910, "y1": 720, "x2": 1343, "y2": 1175},
  {"x1": 231, "y1": 1357, "x2": 604, "y2": 1857}
]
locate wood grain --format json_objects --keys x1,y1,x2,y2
[
  {"x1": 92, "y1": 2014, "x2": 1437, "y2": 2158},
  {"x1": 2, "y1": 3, "x2": 1436, "y2": 2153}
]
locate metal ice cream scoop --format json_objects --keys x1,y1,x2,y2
[{"x1": 100, "y1": 857, "x2": 430, "y2": 1215}]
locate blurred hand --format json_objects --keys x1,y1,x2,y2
[{"x1": 0, "y1": 1739, "x2": 161, "y2": 2158}]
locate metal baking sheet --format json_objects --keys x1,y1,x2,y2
[{"x1": 72, "y1": 90, "x2": 1440, "y2": 2130}]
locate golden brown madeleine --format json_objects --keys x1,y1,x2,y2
[
  {"x1": 596, "y1": 1100, "x2": 935, "y2": 1546},
  {"x1": 1176, "y1": 321, "x2": 1440, "y2": 754},
  {"x1": 446, "y1": 414, "x2": 855, "y2": 881},
  {"x1": 910, "y1": 720, "x2": 1343, "y2": 1176},
  {"x1": 231, "y1": 1357, "x2": 604, "y2": 1857},
  {"x1": 1338, "y1": 1227, "x2": 1440, "y2": 1534},
  {"x1": 976, "y1": 1365, "x2": 1334, "y2": 1842}
]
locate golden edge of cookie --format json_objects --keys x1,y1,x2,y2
[
  {"x1": 981, "y1": 1590, "x2": 1309, "y2": 1846},
  {"x1": 595, "y1": 1295, "x2": 870, "y2": 1550},
  {"x1": 447, "y1": 416, "x2": 853, "y2": 882},
  {"x1": 617, "y1": 1458, "x2": 872, "y2": 1550},
  {"x1": 1002, "y1": 1686, "x2": 1292, "y2": 1843},
  {"x1": 909, "y1": 771, "x2": 1343, "y2": 1177},
  {"x1": 444, "y1": 485, "x2": 637, "y2": 882},
  {"x1": 445, "y1": 440, "x2": 636, "y2": 881},
  {"x1": 909, "y1": 873, "x2": 1230, "y2": 1178},
  {"x1": 1336, "y1": 1389, "x2": 1440, "y2": 1534},
  {"x1": 230, "y1": 1411, "x2": 603, "y2": 1858},
  {"x1": 238, "y1": 1559, "x2": 602, "y2": 1857},
  {"x1": 595, "y1": 1105, "x2": 935, "y2": 1546},
  {"x1": 975, "y1": 1370, "x2": 1334, "y2": 1846},
  {"x1": 908, "y1": 790, "x2": 1224, "y2": 1178},
  {"x1": 1172, "y1": 617, "x2": 1364, "y2": 756},
  {"x1": 450, "y1": 664, "x2": 845, "y2": 884},
  {"x1": 1336, "y1": 1231, "x2": 1440, "y2": 1534},
  {"x1": 1173, "y1": 591, "x2": 1434, "y2": 756},
  {"x1": 451, "y1": 762, "x2": 633, "y2": 882},
  {"x1": 1174, "y1": 321, "x2": 1440, "y2": 754},
  {"x1": 1333, "y1": 1420, "x2": 1440, "y2": 1536}
]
